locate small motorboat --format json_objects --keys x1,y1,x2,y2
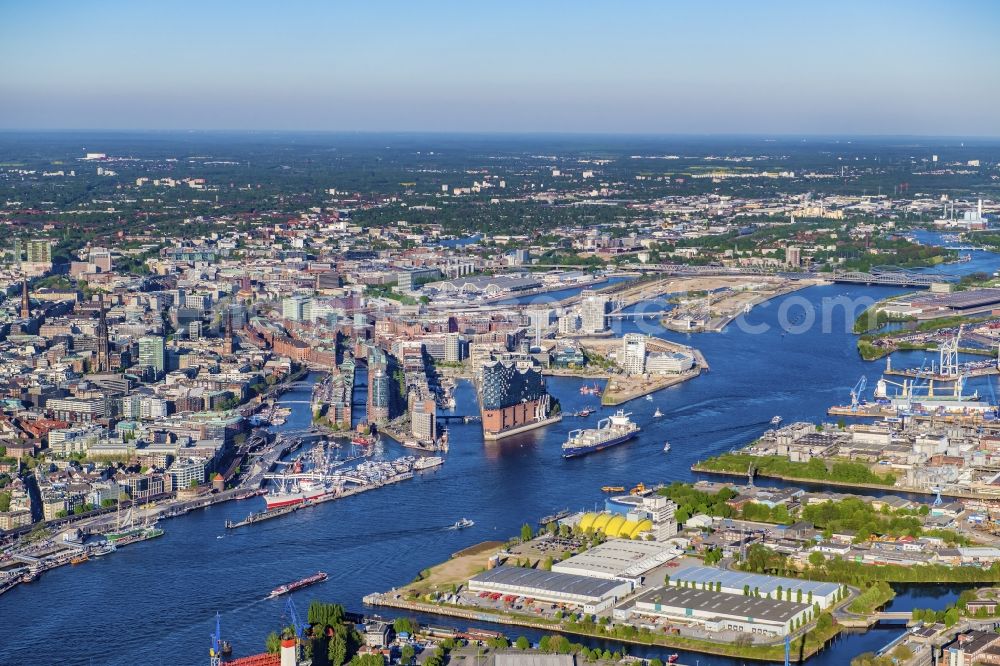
[
  {"x1": 645, "y1": 395, "x2": 653, "y2": 401},
  {"x1": 653, "y1": 408, "x2": 663, "y2": 418},
  {"x1": 770, "y1": 415, "x2": 782, "y2": 426},
  {"x1": 450, "y1": 518, "x2": 474, "y2": 530},
  {"x1": 663, "y1": 442, "x2": 671, "y2": 453}
]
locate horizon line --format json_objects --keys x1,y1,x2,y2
[{"x1": 1, "y1": 128, "x2": 1000, "y2": 141}]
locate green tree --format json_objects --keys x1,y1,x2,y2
[
  {"x1": 515, "y1": 636, "x2": 530, "y2": 650},
  {"x1": 520, "y1": 523, "x2": 533, "y2": 542},
  {"x1": 328, "y1": 632, "x2": 347, "y2": 666},
  {"x1": 350, "y1": 655, "x2": 385, "y2": 666},
  {"x1": 392, "y1": 617, "x2": 414, "y2": 634},
  {"x1": 266, "y1": 632, "x2": 282, "y2": 654},
  {"x1": 401, "y1": 645, "x2": 415, "y2": 664}
]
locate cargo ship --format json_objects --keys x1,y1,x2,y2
[
  {"x1": 562, "y1": 410, "x2": 640, "y2": 458},
  {"x1": 268, "y1": 571, "x2": 328, "y2": 598},
  {"x1": 480, "y1": 360, "x2": 559, "y2": 440}
]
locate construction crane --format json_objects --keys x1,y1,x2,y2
[
  {"x1": 850, "y1": 376, "x2": 867, "y2": 411},
  {"x1": 210, "y1": 612, "x2": 223, "y2": 666},
  {"x1": 284, "y1": 596, "x2": 305, "y2": 639}
]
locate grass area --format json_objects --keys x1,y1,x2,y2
[
  {"x1": 404, "y1": 541, "x2": 503, "y2": 595},
  {"x1": 696, "y1": 453, "x2": 896, "y2": 487}
]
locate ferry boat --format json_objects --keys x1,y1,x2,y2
[
  {"x1": 562, "y1": 410, "x2": 640, "y2": 458},
  {"x1": 268, "y1": 571, "x2": 328, "y2": 598},
  {"x1": 653, "y1": 408, "x2": 663, "y2": 418},
  {"x1": 70, "y1": 554, "x2": 89, "y2": 565},
  {"x1": 413, "y1": 456, "x2": 444, "y2": 471},
  {"x1": 450, "y1": 518, "x2": 474, "y2": 530},
  {"x1": 770, "y1": 415, "x2": 782, "y2": 426},
  {"x1": 601, "y1": 485, "x2": 625, "y2": 493}
]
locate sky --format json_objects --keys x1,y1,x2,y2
[{"x1": 1, "y1": 0, "x2": 999, "y2": 135}]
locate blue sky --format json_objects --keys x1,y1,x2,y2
[{"x1": 1, "y1": 0, "x2": 998, "y2": 134}]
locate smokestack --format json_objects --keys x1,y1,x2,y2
[
  {"x1": 280, "y1": 638, "x2": 297, "y2": 666},
  {"x1": 979, "y1": 199, "x2": 983, "y2": 219}
]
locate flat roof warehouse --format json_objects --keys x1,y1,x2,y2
[
  {"x1": 631, "y1": 586, "x2": 809, "y2": 625},
  {"x1": 468, "y1": 566, "x2": 632, "y2": 612},
  {"x1": 670, "y1": 566, "x2": 840, "y2": 603},
  {"x1": 552, "y1": 539, "x2": 679, "y2": 581}
]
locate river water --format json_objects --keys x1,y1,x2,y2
[{"x1": 2, "y1": 241, "x2": 998, "y2": 665}]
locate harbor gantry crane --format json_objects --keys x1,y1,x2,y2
[{"x1": 850, "y1": 375, "x2": 867, "y2": 412}]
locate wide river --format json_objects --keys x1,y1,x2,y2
[{"x1": 2, "y1": 238, "x2": 997, "y2": 665}]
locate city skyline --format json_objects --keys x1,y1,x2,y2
[{"x1": 2, "y1": 0, "x2": 999, "y2": 135}]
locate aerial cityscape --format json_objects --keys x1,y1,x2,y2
[{"x1": 2, "y1": 2, "x2": 1000, "y2": 666}]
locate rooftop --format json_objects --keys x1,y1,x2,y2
[
  {"x1": 632, "y1": 586, "x2": 809, "y2": 624},
  {"x1": 670, "y1": 565, "x2": 840, "y2": 597},
  {"x1": 470, "y1": 566, "x2": 626, "y2": 599}
]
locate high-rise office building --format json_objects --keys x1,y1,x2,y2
[
  {"x1": 138, "y1": 336, "x2": 165, "y2": 376},
  {"x1": 282, "y1": 296, "x2": 307, "y2": 322},
  {"x1": 580, "y1": 290, "x2": 609, "y2": 334},
  {"x1": 786, "y1": 246, "x2": 801, "y2": 267},
  {"x1": 622, "y1": 333, "x2": 646, "y2": 375},
  {"x1": 445, "y1": 333, "x2": 465, "y2": 362},
  {"x1": 25, "y1": 239, "x2": 53, "y2": 265}
]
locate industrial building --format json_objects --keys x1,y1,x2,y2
[
  {"x1": 624, "y1": 586, "x2": 812, "y2": 638},
  {"x1": 552, "y1": 539, "x2": 679, "y2": 582},
  {"x1": 468, "y1": 566, "x2": 632, "y2": 613},
  {"x1": 667, "y1": 566, "x2": 840, "y2": 609}
]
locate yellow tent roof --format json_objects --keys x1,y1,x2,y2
[
  {"x1": 604, "y1": 515, "x2": 626, "y2": 537},
  {"x1": 628, "y1": 519, "x2": 653, "y2": 539},
  {"x1": 578, "y1": 513, "x2": 598, "y2": 532},
  {"x1": 615, "y1": 519, "x2": 639, "y2": 538},
  {"x1": 592, "y1": 513, "x2": 613, "y2": 531}
]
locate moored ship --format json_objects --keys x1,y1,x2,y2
[
  {"x1": 264, "y1": 479, "x2": 330, "y2": 510},
  {"x1": 562, "y1": 410, "x2": 640, "y2": 458},
  {"x1": 268, "y1": 571, "x2": 328, "y2": 598}
]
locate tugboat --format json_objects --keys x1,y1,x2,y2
[{"x1": 450, "y1": 518, "x2": 474, "y2": 530}]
